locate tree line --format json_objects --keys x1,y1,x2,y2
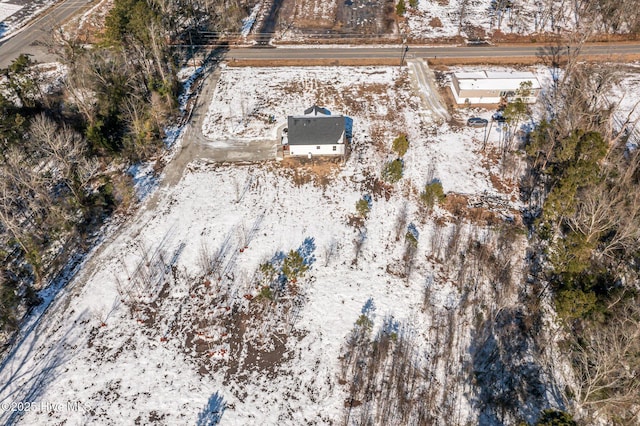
[
  {"x1": 0, "y1": 0, "x2": 254, "y2": 344},
  {"x1": 522, "y1": 55, "x2": 640, "y2": 422}
]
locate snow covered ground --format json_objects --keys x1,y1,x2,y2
[
  {"x1": 202, "y1": 64, "x2": 510, "y2": 198},
  {"x1": 0, "y1": 63, "x2": 587, "y2": 424},
  {"x1": 0, "y1": 1, "x2": 22, "y2": 23},
  {"x1": 0, "y1": 0, "x2": 58, "y2": 40},
  {"x1": 403, "y1": 0, "x2": 583, "y2": 42},
  {"x1": 262, "y1": 0, "x2": 590, "y2": 43},
  {"x1": 610, "y1": 65, "x2": 640, "y2": 148}
]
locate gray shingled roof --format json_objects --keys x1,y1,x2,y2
[
  {"x1": 287, "y1": 115, "x2": 345, "y2": 145},
  {"x1": 304, "y1": 105, "x2": 331, "y2": 116}
]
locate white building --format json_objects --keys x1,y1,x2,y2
[
  {"x1": 283, "y1": 106, "x2": 347, "y2": 157},
  {"x1": 450, "y1": 71, "x2": 541, "y2": 105}
]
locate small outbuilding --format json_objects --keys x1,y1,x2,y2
[
  {"x1": 450, "y1": 71, "x2": 541, "y2": 105},
  {"x1": 282, "y1": 106, "x2": 347, "y2": 157}
]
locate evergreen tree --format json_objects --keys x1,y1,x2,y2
[
  {"x1": 382, "y1": 159, "x2": 403, "y2": 183},
  {"x1": 392, "y1": 134, "x2": 409, "y2": 157}
]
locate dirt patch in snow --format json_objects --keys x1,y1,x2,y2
[
  {"x1": 274, "y1": 0, "x2": 397, "y2": 40},
  {"x1": 278, "y1": 157, "x2": 344, "y2": 187},
  {"x1": 62, "y1": 0, "x2": 112, "y2": 43}
]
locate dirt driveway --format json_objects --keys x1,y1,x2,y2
[{"x1": 407, "y1": 58, "x2": 450, "y2": 123}]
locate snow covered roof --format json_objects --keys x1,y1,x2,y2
[{"x1": 453, "y1": 71, "x2": 541, "y2": 92}]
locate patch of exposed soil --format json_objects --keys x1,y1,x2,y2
[
  {"x1": 273, "y1": 0, "x2": 397, "y2": 40},
  {"x1": 279, "y1": 156, "x2": 343, "y2": 184}
]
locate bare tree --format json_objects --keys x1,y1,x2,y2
[
  {"x1": 570, "y1": 302, "x2": 640, "y2": 420},
  {"x1": 394, "y1": 203, "x2": 408, "y2": 241}
]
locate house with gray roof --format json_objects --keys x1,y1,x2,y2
[{"x1": 282, "y1": 106, "x2": 347, "y2": 157}]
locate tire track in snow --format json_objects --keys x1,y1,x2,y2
[{"x1": 408, "y1": 58, "x2": 450, "y2": 123}]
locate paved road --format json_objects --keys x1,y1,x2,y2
[
  {"x1": 4, "y1": 3, "x2": 640, "y2": 70},
  {"x1": 225, "y1": 43, "x2": 640, "y2": 61},
  {"x1": 0, "y1": 0, "x2": 91, "y2": 68}
]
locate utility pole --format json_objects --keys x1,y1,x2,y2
[{"x1": 400, "y1": 44, "x2": 409, "y2": 66}]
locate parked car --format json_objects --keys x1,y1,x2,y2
[
  {"x1": 467, "y1": 117, "x2": 488, "y2": 127},
  {"x1": 492, "y1": 112, "x2": 506, "y2": 123}
]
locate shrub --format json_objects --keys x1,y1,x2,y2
[
  {"x1": 409, "y1": 0, "x2": 418, "y2": 7},
  {"x1": 535, "y1": 409, "x2": 577, "y2": 426},
  {"x1": 405, "y1": 231, "x2": 418, "y2": 248},
  {"x1": 282, "y1": 250, "x2": 308, "y2": 282},
  {"x1": 396, "y1": 0, "x2": 406, "y2": 16},
  {"x1": 259, "y1": 262, "x2": 278, "y2": 285},
  {"x1": 554, "y1": 288, "x2": 599, "y2": 322},
  {"x1": 392, "y1": 134, "x2": 409, "y2": 157},
  {"x1": 382, "y1": 159, "x2": 403, "y2": 183},
  {"x1": 257, "y1": 285, "x2": 274, "y2": 300},
  {"x1": 405, "y1": 223, "x2": 419, "y2": 247},
  {"x1": 355, "y1": 198, "x2": 370, "y2": 218},
  {"x1": 355, "y1": 313, "x2": 373, "y2": 330},
  {"x1": 420, "y1": 181, "x2": 445, "y2": 208}
]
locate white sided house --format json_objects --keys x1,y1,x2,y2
[
  {"x1": 282, "y1": 106, "x2": 347, "y2": 157},
  {"x1": 450, "y1": 71, "x2": 541, "y2": 105}
]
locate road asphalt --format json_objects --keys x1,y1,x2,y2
[
  {"x1": 223, "y1": 43, "x2": 640, "y2": 61},
  {"x1": 0, "y1": 0, "x2": 94, "y2": 68}
]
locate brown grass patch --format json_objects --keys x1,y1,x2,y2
[
  {"x1": 347, "y1": 214, "x2": 366, "y2": 229},
  {"x1": 426, "y1": 51, "x2": 640, "y2": 66},
  {"x1": 341, "y1": 82, "x2": 390, "y2": 115},
  {"x1": 436, "y1": 85, "x2": 461, "y2": 120},
  {"x1": 464, "y1": 25, "x2": 486, "y2": 41},
  {"x1": 442, "y1": 193, "x2": 469, "y2": 216},
  {"x1": 406, "y1": 35, "x2": 465, "y2": 44},
  {"x1": 360, "y1": 169, "x2": 393, "y2": 201},
  {"x1": 442, "y1": 193, "x2": 502, "y2": 225},
  {"x1": 481, "y1": 147, "x2": 502, "y2": 167},
  {"x1": 369, "y1": 123, "x2": 390, "y2": 152},
  {"x1": 491, "y1": 31, "x2": 640, "y2": 44},
  {"x1": 489, "y1": 173, "x2": 513, "y2": 194},
  {"x1": 467, "y1": 207, "x2": 500, "y2": 226},
  {"x1": 429, "y1": 17, "x2": 443, "y2": 28},
  {"x1": 427, "y1": 56, "x2": 543, "y2": 66},
  {"x1": 279, "y1": 156, "x2": 343, "y2": 187},
  {"x1": 294, "y1": 19, "x2": 335, "y2": 29}
]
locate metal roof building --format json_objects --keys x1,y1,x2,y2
[{"x1": 450, "y1": 70, "x2": 541, "y2": 105}]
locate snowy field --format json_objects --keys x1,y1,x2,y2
[
  {"x1": 264, "y1": 0, "x2": 590, "y2": 43},
  {"x1": 404, "y1": 0, "x2": 587, "y2": 41},
  {"x1": 0, "y1": 63, "x2": 540, "y2": 425},
  {"x1": 611, "y1": 64, "x2": 640, "y2": 148},
  {"x1": 0, "y1": 0, "x2": 57, "y2": 40},
  {"x1": 5, "y1": 61, "x2": 640, "y2": 424},
  {"x1": 202, "y1": 64, "x2": 514, "y2": 197},
  {"x1": 0, "y1": 1, "x2": 22, "y2": 22}
]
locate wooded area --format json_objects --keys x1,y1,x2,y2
[
  {"x1": 522, "y1": 55, "x2": 640, "y2": 422},
  {"x1": 0, "y1": 0, "x2": 255, "y2": 344}
]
